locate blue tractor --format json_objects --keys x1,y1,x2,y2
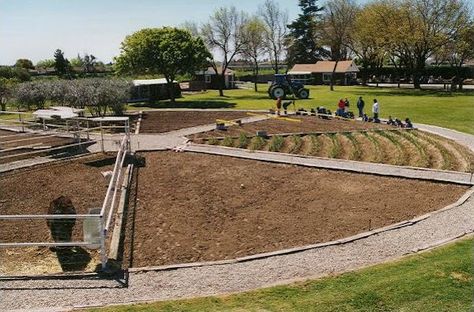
[{"x1": 268, "y1": 74, "x2": 310, "y2": 100}]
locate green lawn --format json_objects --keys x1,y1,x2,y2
[
  {"x1": 130, "y1": 85, "x2": 474, "y2": 134},
  {"x1": 89, "y1": 237, "x2": 473, "y2": 312}
]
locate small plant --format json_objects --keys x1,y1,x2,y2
[
  {"x1": 328, "y1": 134, "x2": 341, "y2": 158},
  {"x1": 207, "y1": 137, "x2": 219, "y2": 145},
  {"x1": 395, "y1": 130, "x2": 429, "y2": 167},
  {"x1": 309, "y1": 134, "x2": 320, "y2": 155},
  {"x1": 268, "y1": 135, "x2": 284, "y2": 152},
  {"x1": 362, "y1": 131, "x2": 383, "y2": 163},
  {"x1": 237, "y1": 132, "x2": 249, "y2": 148},
  {"x1": 344, "y1": 132, "x2": 362, "y2": 160},
  {"x1": 222, "y1": 136, "x2": 235, "y2": 147},
  {"x1": 289, "y1": 135, "x2": 303, "y2": 154},
  {"x1": 412, "y1": 131, "x2": 453, "y2": 170},
  {"x1": 375, "y1": 130, "x2": 406, "y2": 165},
  {"x1": 249, "y1": 136, "x2": 266, "y2": 150}
]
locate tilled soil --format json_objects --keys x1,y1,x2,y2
[
  {"x1": 190, "y1": 116, "x2": 393, "y2": 139},
  {"x1": 139, "y1": 111, "x2": 251, "y2": 133},
  {"x1": 0, "y1": 154, "x2": 115, "y2": 243},
  {"x1": 128, "y1": 151, "x2": 467, "y2": 267}
]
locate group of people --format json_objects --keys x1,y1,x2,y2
[
  {"x1": 336, "y1": 97, "x2": 379, "y2": 122},
  {"x1": 387, "y1": 116, "x2": 413, "y2": 128}
]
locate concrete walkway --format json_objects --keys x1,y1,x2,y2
[{"x1": 1, "y1": 117, "x2": 474, "y2": 311}]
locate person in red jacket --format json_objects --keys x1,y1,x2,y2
[{"x1": 337, "y1": 99, "x2": 345, "y2": 116}]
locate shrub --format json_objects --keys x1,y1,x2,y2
[
  {"x1": 249, "y1": 136, "x2": 266, "y2": 150},
  {"x1": 237, "y1": 132, "x2": 249, "y2": 148},
  {"x1": 222, "y1": 136, "x2": 234, "y2": 147},
  {"x1": 268, "y1": 135, "x2": 284, "y2": 152}
]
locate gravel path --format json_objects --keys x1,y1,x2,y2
[{"x1": 1, "y1": 119, "x2": 474, "y2": 311}]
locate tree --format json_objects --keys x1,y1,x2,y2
[
  {"x1": 115, "y1": 27, "x2": 211, "y2": 103},
  {"x1": 348, "y1": 2, "x2": 387, "y2": 85},
  {"x1": 54, "y1": 49, "x2": 72, "y2": 78},
  {"x1": 375, "y1": 0, "x2": 471, "y2": 89},
  {"x1": 0, "y1": 78, "x2": 14, "y2": 111},
  {"x1": 35, "y1": 59, "x2": 55, "y2": 69},
  {"x1": 444, "y1": 22, "x2": 474, "y2": 90},
  {"x1": 286, "y1": 0, "x2": 325, "y2": 66},
  {"x1": 202, "y1": 6, "x2": 249, "y2": 96},
  {"x1": 259, "y1": 0, "x2": 289, "y2": 74},
  {"x1": 15, "y1": 59, "x2": 34, "y2": 70},
  {"x1": 321, "y1": 0, "x2": 357, "y2": 90},
  {"x1": 241, "y1": 17, "x2": 267, "y2": 92}
]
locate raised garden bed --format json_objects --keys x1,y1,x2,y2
[
  {"x1": 139, "y1": 111, "x2": 252, "y2": 133},
  {"x1": 195, "y1": 129, "x2": 474, "y2": 172},
  {"x1": 189, "y1": 115, "x2": 393, "y2": 140},
  {"x1": 125, "y1": 151, "x2": 468, "y2": 268}
]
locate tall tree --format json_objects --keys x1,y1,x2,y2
[
  {"x1": 286, "y1": 0, "x2": 325, "y2": 66},
  {"x1": 53, "y1": 49, "x2": 72, "y2": 78},
  {"x1": 444, "y1": 22, "x2": 474, "y2": 90},
  {"x1": 115, "y1": 27, "x2": 211, "y2": 103},
  {"x1": 241, "y1": 17, "x2": 267, "y2": 92},
  {"x1": 259, "y1": 0, "x2": 289, "y2": 74},
  {"x1": 321, "y1": 0, "x2": 357, "y2": 90},
  {"x1": 201, "y1": 6, "x2": 249, "y2": 96},
  {"x1": 348, "y1": 2, "x2": 387, "y2": 85}
]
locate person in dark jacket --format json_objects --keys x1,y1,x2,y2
[{"x1": 356, "y1": 96, "x2": 365, "y2": 117}]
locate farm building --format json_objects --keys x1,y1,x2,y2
[
  {"x1": 288, "y1": 60, "x2": 359, "y2": 85},
  {"x1": 192, "y1": 67, "x2": 236, "y2": 90},
  {"x1": 129, "y1": 78, "x2": 181, "y2": 103}
]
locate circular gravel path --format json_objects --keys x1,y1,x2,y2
[{"x1": 1, "y1": 117, "x2": 473, "y2": 311}]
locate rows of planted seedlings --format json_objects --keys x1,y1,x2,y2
[{"x1": 201, "y1": 129, "x2": 474, "y2": 172}]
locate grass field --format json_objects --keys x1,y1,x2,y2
[
  {"x1": 130, "y1": 85, "x2": 474, "y2": 134},
  {"x1": 89, "y1": 237, "x2": 473, "y2": 312}
]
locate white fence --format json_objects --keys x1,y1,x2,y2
[{"x1": 0, "y1": 131, "x2": 132, "y2": 273}]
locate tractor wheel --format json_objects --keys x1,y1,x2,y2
[
  {"x1": 270, "y1": 86, "x2": 286, "y2": 99},
  {"x1": 297, "y1": 88, "x2": 309, "y2": 99}
]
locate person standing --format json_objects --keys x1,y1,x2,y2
[
  {"x1": 372, "y1": 99, "x2": 379, "y2": 121},
  {"x1": 357, "y1": 96, "x2": 365, "y2": 117},
  {"x1": 276, "y1": 96, "x2": 282, "y2": 116},
  {"x1": 337, "y1": 99, "x2": 345, "y2": 116}
]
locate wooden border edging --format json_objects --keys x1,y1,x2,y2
[
  {"x1": 108, "y1": 163, "x2": 134, "y2": 261},
  {"x1": 128, "y1": 186, "x2": 474, "y2": 273}
]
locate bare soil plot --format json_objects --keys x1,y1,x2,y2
[
  {"x1": 127, "y1": 151, "x2": 467, "y2": 267},
  {"x1": 198, "y1": 129, "x2": 474, "y2": 172},
  {"x1": 0, "y1": 154, "x2": 115, "y2": 274},
  {"x1": 190, "y1": 115, "x2": 393, "y2": 140},
  {"x1": 139, "y1": 111, "x2": 251, "y2": 133}
]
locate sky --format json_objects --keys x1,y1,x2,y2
[{"x1": 0, "y1": 0, "x2": 368, "y2": 66}]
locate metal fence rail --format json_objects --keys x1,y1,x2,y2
[{"x1": 0, "y1": 132, "x2": 131, "y2": 272}]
